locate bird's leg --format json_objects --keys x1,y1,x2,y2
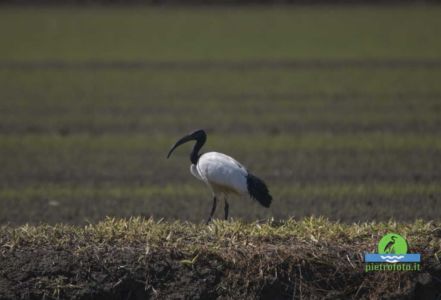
[
  {"x1": 206, "y1": 196, "x2": 217, "y2": 224},
  {"x1": 224, "y1": 198, "x2": 229, "y2": 221}
]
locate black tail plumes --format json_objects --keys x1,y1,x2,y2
[{"x1": 246, "y1": 174, "x2": 272, "y2": 208}]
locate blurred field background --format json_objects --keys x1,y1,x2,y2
[{"x1": 1, "y1": 6, "x2": 440, "y2": 225}]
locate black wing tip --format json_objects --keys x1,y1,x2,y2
[{"x1": 246, "y1": 173, "x2": 272, "y2": 208}]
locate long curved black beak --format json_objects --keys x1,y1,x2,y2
[{"x1": 167, "y1": 134, "x2": 195, "y2": 158}]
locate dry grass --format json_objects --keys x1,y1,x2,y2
[{"x1": 1, "y1": 217, "x2": 440, "y2": 299}]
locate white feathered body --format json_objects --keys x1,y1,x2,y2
[{"x1": 190, "y1": 152, "x2": 248, "y2": 196}]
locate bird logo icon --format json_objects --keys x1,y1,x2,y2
[
  {"x1": 364, "y1": 232, "x2": 421, "y2": 269},
  {"x1": 378, "y1": 233, "x2": 408, "y2": 255}
]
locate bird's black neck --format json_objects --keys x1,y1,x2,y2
[{"x1": 190, "y1": 136, "x2": 206, "y2": 164}]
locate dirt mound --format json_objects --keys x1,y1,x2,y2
[{"x1": 0, "y1": 218, "x2": 440, "y2": 299}]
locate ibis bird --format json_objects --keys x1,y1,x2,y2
[{"x1": 167, "y1": 129, "x2": 272, "y2": 223}]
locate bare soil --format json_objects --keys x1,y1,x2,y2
[{"x1": 1, "y1": 220, "x2": 440, "y2": 299}]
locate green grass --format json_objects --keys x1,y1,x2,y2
[
  {"x1": 0, "y1": 6, "x2": 440, "y2": 224},
  {"x1": 1, "y1": 6, "x2": 441, "y2": 61},
  {"x1": 3, "y1": 217, "x2": 438, "y2": 253}
]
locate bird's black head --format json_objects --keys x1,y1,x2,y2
[{"x1": 167, "y1": 129, "x2": 207, "y2": 163}]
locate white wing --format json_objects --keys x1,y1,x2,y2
[
  {"x1": 190, "y1": 164, "x2": 204, "y2": 181},
  {"x1": 196, "y1": 152, "x2": 248, "y2": 195}
]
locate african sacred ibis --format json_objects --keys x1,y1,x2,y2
[{"x1": 167, "y1": 129, "x2": 272, "y2": 223}]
